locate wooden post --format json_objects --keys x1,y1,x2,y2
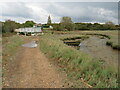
[
  {"x1": 25, "y1": 32, "x2": 26, "y2": 36},
  {"x1": 17, "y1": 32, "x2": 19, "y2": 35}
]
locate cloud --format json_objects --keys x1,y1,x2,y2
[
  {"x1": 0, "y1": 0, "x2": 119, "y2": 2},
  {"x1": 42, "y1": 2, "x2": 118, "y2": 24},
  {"x1": 85, "y1": 6, "x2": 118, "y2": 23},
  {"x1": 1, "y1": 2, "x2": 32, "y2": 18},
  {"x1": 0, "y1": 2, "x2": 118, "y2": 24},
  {"x1": 25, "y1": 2, "x2": 61, "y2": 23}
]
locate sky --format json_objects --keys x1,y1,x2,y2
[{"x1": 0, "y1": 0, "x2": 119, "y2": 24}]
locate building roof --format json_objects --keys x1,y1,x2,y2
[{"x1": 33, "y1": 23, "x2": 42, "y2": 27}]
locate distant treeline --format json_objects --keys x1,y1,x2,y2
[
  {"x1": 51, "y1": 16, "x2": 120, "y2": 31},
  {"x1": 0, "y1": 17, "x2": 120, "y2": 34},
  {"x1": 51, "y1": 22, "x2": 120, "y2": 31}
]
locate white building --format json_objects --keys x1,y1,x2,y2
[{"x1": 15, "y1": 27, "x2": 43, "y2": 36}]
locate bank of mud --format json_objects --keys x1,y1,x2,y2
[
  {"x1": 80, "y1": 35, "x2": 118, "y2": 68},
  {"x1": 63, "y1": 35, "x2": 118, "y2": 69}
]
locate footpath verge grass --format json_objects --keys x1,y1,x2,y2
[
  {"x1": 39, "y1": 33, "x2": 118, "y2": 88},
  {"x1": 2, "y1": 35, "x2": 26, "y2": 85},
  {"x1": 2, "y1": 36, "x2": 24, "y2": 56},
  {"x1": 2, "y1": 35, "x2": 25, "y2": 65}
]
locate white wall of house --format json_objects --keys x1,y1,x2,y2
[{"x1": 15, "y1": 27, "x2": 43, "y2": 36}]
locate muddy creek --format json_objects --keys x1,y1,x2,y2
[{"x1": 80, "y1": 36, "x2": 118, "y2": 67}]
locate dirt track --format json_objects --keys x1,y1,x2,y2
[{"x1": 3, "y1": 36, "x2": 71, "y2": 88}]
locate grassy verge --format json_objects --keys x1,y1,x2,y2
[
  {"x1": 2, "y1": 35, "x2": 25, "y2": 64},
  {"x1": 2, "y1": 32, "x2": 16, "y2": 37},
  {"x1": 39, "y1": 33, "x2": 118, "y2": 88},
  {"x1": 0, "y1": 35, "x2": 2, "y2": 88},
  {"x1": 2, "y1": 35, "x2": 26, "y2": 83}
]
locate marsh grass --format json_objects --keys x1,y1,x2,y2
[
  {"x1": 55, "y1": 30, "x2": 120, "y2": 51},
  {"x1": 62, "y1": 36, "x2": 89, "y2": 47},
  {"x1": 39, "y1": 33, "x2": 118, "y2": 88},
  {"x1": 106, "y1": 41, "x2": 120, "y2": 50},
  {"x1": 106, "y1": 41, "x2": 113, "y2": 46},
  {"x1": 112, "y1": 44, "x2": 120, "y2": 50},
  {"x1": 85, "y1": 33, "x2": 111, "y2": 39}
]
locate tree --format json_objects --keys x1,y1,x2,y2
[
  {"x1": 2, "y1": 20, "x2": 20, "y2": 33},
  {"x1": 60, "y1": 16, "x2": 74, "y2": 31},
  {"x1": 51, "y1": 23, "x2": 61, "y2": 31},
  {"x1": 105, "y1": 21, "x2": 114, "y2": 25},
  {"x1": 23, "y1": 20, "x2": 36, "y2": 27},
  {"x1": 47, "y1": 15, "x2": 52, "y2": 25},
  {"x1": 104, "y1": 21, "x2": 116, "y2": 30}
]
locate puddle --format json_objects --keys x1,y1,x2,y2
[{"x1": 22, "y1": 41, "x2": 38, "y2": 48}]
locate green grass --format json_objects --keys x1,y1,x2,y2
[
  {"x1": 39, "y1": 33, "x2": 118, "y2": 88},
  {"x1": 0, "y1": 36, "x2": 1, "y2": 88},
  {"x1": 2, "y1": 35, "x2": 25, "y2": 63},
  {"x1": 2, "y1": 35, "x2": 25, "y2": 82},
  {"x1": 2, "y1": 32, "x2": 16, "y2": 37},
  {"x1": 106, "y1": 41, "x2": 120, "y2": 50}
]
